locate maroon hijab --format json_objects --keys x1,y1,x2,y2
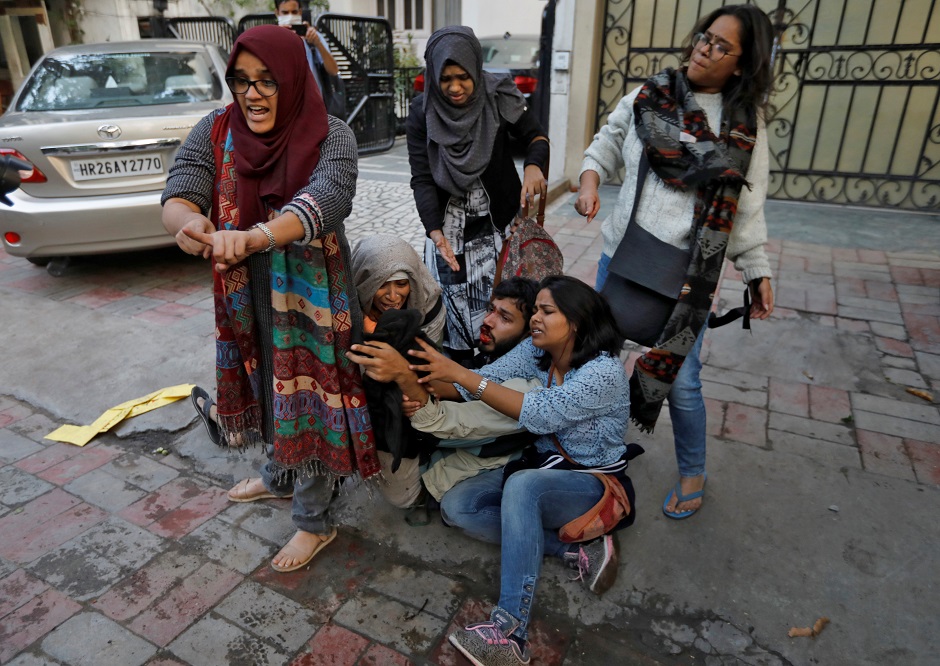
[{"x1": 225, "y1": 24, "x2": 329, "y2": 229}]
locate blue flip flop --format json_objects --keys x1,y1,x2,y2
[
  {"x1": 191, "y1": 386, "x2": 221, "y2": 446},
  {"x1": 662, "y1": 473, "x2": 707, "y2": 520}
]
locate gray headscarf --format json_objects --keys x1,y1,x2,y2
[
  {"x1": 351, "y1": 234, "x2": 445, "y2": 344},
  {"x1": 423, "y1": 26, "x2": 527, "y2": 197}
]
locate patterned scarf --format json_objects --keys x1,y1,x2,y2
[
  {"x1": 209, "y1": 113, "x2": 379, "y2": 480},
  {"x1": 630, "y1": 67, "x2": 757, "y2": 431}
]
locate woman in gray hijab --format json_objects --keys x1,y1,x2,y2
[{"x1": 406, "y1": 26, "x2": 549, "y2": 364}]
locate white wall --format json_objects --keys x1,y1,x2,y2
[
  {"x1": 77, "y1": 0, "x2": 212, "y2": 43},
  {"x1": 461, "y1": 0, "x2": 544, "y2": 38}
]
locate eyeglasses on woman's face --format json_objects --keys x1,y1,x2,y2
[
  {"x1": 226, "y1": 76, "x2": 279, "y2": 97},
  {"x1": 693, "y1": 32, "x2": 739, "y2": 61}
]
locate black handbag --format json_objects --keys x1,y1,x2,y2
[{"x1": 600, "y1": 154, "x2": 691, "y2": 347}]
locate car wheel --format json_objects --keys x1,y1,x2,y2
[{"x1": 26, "y1": 257, "x2": 50, "y2": 267}]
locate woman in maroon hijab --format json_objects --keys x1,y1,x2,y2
[{"x1": 162, "y1": 25, "x2": 378, "y2": 572}]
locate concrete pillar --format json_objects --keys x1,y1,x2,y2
[
  {"x1": 0, "y1": 15, "x2": 26, "y2": 88},
  {"x1": 546, "y1": 0, "x2": 603, "y2": 188}
]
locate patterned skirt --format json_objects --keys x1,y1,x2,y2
[{"x1": 424, "y1": 181, "x2": 502, "y2": 353}]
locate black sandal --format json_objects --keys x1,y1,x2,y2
[{"x1": 191, "y1": 386, "x2": 221, "y2": 445}]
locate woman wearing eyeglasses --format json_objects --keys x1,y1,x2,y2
[
  {"x1": 161, "y1": 25, "x2": 379, "y2": 572},
  {"x1": 575, "y1": 5, "x2": 776, "y2": 521}
]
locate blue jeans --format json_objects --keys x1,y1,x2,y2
[
  {"x1": 260, "y1": 445, "x2": 336, "y2": 534},
  {"x1": 440, "y1": 467, "x2": 604, "y2": 639},
  {"x1": 596, "y1": 253, "x2": 707, "y2": 478}
]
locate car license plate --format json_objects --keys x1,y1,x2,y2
[{"x1": 71, "y1": 154, "x2": 164, "y2": 181}]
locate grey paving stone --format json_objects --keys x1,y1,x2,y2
[
  {"x1": 700, "y1": 367, "x2": 769, "y2": 391},
  {"x1": 0, "y1": 557, "x2": 18, "y2": 579},
  {"x1": 859, "y1": 452, "x2": 917, "y2": 482},
  {"x1": 699, "y1": 619, "x2": 753, "y2": 655},
  {"x1": 837, "y1": 296, "x2": 902, "y2": 313},
  {"x1": 702, "y1": 381, "x2": 767, "y2": 408},
  {"x1": 333, "y1": 588, "x2": 446, "y2": 655},
  {"x1": 767, "y1": 412, "x2": 856, "y2": 446},
  {"x1": 168, "y1": 615, "x2": 290, "y2": 666},
  {"x1": 768, "y1": 430, "x2": 862, "y2": 469},
  {"x1": 41, "y1": 612, "x2": 156, "y2": 666},
  {"x1": 6, "y1": 653, "x2": 65, "y2": 665},
  {"x1": 0, "y1": 466, "x2": 54, "y2": 506},
  {"x1": 217, "y1": 501, "x2": 295, "y2": 545},
  {"x1": 0, "y1": 430, "x2": 44, "y2": 463},
  {"x1": 883, "y1": 367, "x2": 929, "y2": 389},
  {"x1": 63, "y1": 467, "x2": 147, "y2": 511},
  {"x1": 178, "y1": 516, "x2": 272, "y2": 575},
  {"x1": 882, "y1": 356, "x2": 917, "y2": 370},
  {"x1": 850, "y1": 393, "x2": 940, "y2": 424},
  {"x1": 869, "y1": 321, "x2": 907, "y2": 340},
  {"x1": 915, "y1": 351, "x2": 940, "y2": 382},
  {"x1": 7, "y1": 413, "x2": 61, "y2": 444},
  {"x1": 99, "y1": 452, "x2": 179, "y2": 492},
  {"x1": 28, "y1": 517, "x2": 165, "y2": 601},
  {"x1": 896, "y1": 285, "x2": 940, "y2": 303},
  {"x1": 837, "y1": 306, "x2": 904, "y2": 325},
  {"x1": 365, "y1": 563, "x2": 464, "y2": 621},
  {"x1": 97, "y1": 295, "x2": 163, "y2": 316},
  {"x1": 853, "y1": 411, "x2": 940, "y2": 442},
  {"x1": 214, "y1": 581, "x2": 318, "y2": 653}
]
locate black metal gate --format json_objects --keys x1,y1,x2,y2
[
  {"x1": 316, "y1": 14, "x2": 397, "y2": 155},
  {"x1": 595, "y1": 0, "x2": 940, "y2": 211}
]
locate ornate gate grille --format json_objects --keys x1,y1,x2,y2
[{"x1": 595, "y1": 0, "x2": 940, "y2": 211}]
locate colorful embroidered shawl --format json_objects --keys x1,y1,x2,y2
[
  {"x1": 630, "y1": 67, "x2": 757, "y2": 431},
  {"x1": 209, "y1": 111, "x2": 379, "y2": 479}
]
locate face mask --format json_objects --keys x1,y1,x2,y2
[{"x1": 276, "y1": 13, "x2": 303, "y2": 26}]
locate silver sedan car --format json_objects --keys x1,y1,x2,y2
[{"x1": 0, "y1": 40, "x2": 231, "y2": 268}]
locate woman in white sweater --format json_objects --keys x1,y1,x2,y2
[{"x1": 576, "y1": 4, "x2": 776, "y2": 520}]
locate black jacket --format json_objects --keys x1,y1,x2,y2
[{"x1": 406, "y1": 93, "x2": 547, "y2": 237}]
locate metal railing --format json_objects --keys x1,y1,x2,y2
[
  {"x1": 165, "y1": 17, "x2": 237, "y2": 51},
  {"x1": 393, "y1": 66, "x2": 423, "y2": 134}
]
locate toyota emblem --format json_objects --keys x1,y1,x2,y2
[{"x1": 97, "y1": 124, "x2": 122, "y2": 140}]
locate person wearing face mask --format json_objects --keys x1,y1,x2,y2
[
  {"x1": 406, "y1": 26, "x2": 549, "y2": 365},
  {"x1": 275, "y1": 0, "x2": 345, "y2": 118},
  {"x1": 161, "y1": 25, "x2": 376, "y2": 573}
]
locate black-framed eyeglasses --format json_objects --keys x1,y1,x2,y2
[
  {"x1": 693, "y1": 32, "x2": 739, "y2": 61},
  {"x1": 225, "y1": 76, "x2": 279, "y2": 97}
]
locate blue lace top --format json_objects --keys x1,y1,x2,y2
[{"x1": 456, "y1": 338, "x2": 629, "y2": 466}]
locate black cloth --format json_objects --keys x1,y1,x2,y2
[
  {"x1": 361, "y1": 309, "x2": 438, "y2": 472},
  {"x1": 406, "y1": 93, "x2": 547, "y2": 237}
]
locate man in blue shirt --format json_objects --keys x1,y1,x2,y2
[{"x1": 275, "y1": 0, "x2": 345, "y2": 118}]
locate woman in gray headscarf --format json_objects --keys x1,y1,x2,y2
[
  {"x1": 406, "y1": 26, "x2": 549, "y2": 364},
  {"x1": 351, "y1": 233, "x2": 445, "y2": 345}
]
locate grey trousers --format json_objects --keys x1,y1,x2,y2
[{"x1": 259, "y1": 446, "x2": 336, "y2": 534}]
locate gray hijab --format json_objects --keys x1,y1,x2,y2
[
  {"x1": 423, "y1": 26, "x2": 527, "y2": 197},
  {"x1": 351, "y1": 234, "x2": 445, "y2": 343}
]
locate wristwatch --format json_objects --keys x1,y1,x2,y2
[{"x1": 253, "y1": 222, "x2": 276, "y2": 253}]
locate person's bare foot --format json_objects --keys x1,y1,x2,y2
[
  {"x1": 271, "y1": 528, "x2": 338, "y2": 572},
  {"x1": 195, "y1": 395, "x2": 218, "y2": 422},
  {"x1": 227, "y1": 478, "x2": 290, "y2": 502},
  {"x1": 663, "y1": 474, "x2": 706, "y2": 515}
]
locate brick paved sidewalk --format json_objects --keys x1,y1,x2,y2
[{"x1": 1, "y1": 182, "x2": 938, "y2": 664}]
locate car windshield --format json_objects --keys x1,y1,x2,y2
[
  {"x1": 16, "y1": 51, "x2": 222, "y2": 111},
  {"x1": 479, "y1": 38, "x2": 539, "y2": 68}
]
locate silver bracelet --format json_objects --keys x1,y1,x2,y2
[
  {"x1": 471, "y1": 377, "x2": 488, "y2": 400},
  {"x1": 253, "y1": 222, "x2": 276, "y2": 253}
]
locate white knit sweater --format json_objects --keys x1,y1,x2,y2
[{"x1": 580, "y1": 87, "x2": 773, "y2": 284}]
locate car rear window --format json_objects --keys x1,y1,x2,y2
[
  {"x1": 17, "y1": 51, "x2": 222, "y2": 112},
  {"x1": 479, "y1": 39, "x2": 539, "y2": 68}
]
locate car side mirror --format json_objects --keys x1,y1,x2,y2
[{"x1": 0, "y1": 154, "x2": 30, "y2": 206}]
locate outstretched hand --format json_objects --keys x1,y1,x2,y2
[
  {"x1": 429, "y1": 230, "x2": 459, "y2": 271},
  {"x1": 408, "y1": 337, "x2": 473, "y2": 386},
  {"x1": 347, "y1": 340, "x2": 412, "y2": 383},
  {"x1": 520, "y1": 164, "x2": 547, "y2": 213}
]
